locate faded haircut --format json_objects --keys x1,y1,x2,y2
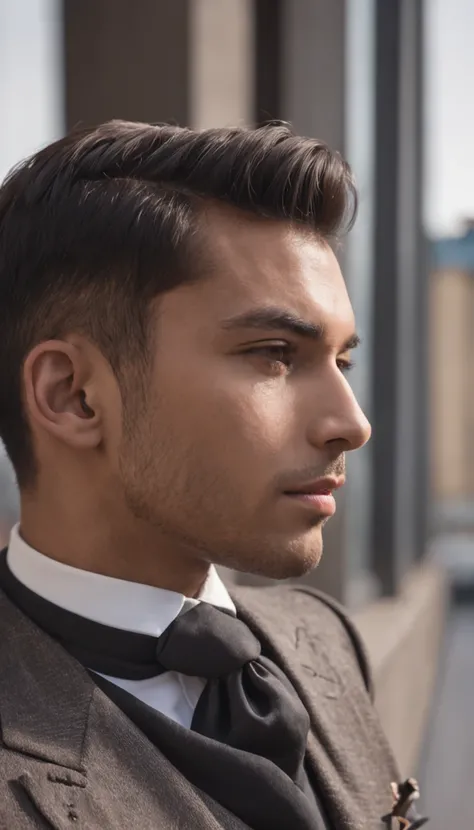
[{"x1": 0, "y1": 120, "x2": 357, "y2": 486}]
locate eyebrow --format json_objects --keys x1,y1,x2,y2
[{"x1": 221, "y1": 307, "x2": 360, "y2": 351}]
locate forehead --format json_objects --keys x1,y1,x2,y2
[
  {"x1": 192, "y1": 206, "x2": 354, "y2": 333},
  {"x1": 157, "y1": 206, "x2": 355, "y2": 346}
]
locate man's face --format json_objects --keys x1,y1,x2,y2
[{"x1": 116, "y1": 208, "x2": 371, "y2": 579}]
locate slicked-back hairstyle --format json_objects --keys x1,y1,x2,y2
[{"x1": 0, "y1": 120, "x2": 357, "y2": 487}]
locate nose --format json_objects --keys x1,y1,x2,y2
[{"x1": 306, "y1": 371, "x2": 371, "y2": 453}]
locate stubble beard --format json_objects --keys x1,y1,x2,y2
[{"x1": 117, "y1": 406, "x2": 327, "y2": 582}]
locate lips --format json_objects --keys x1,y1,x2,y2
[
  {"x1": 283, "y1": 476, "x2": 345, "y2": 496},
  {"x1": 283, "y1": 477, "x2": 344, "y2": 517}
]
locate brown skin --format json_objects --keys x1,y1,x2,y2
[{"x1": 20, "y1": 207, "x2": 370, "y2": 596}]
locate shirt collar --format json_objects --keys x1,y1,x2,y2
[{"x1": 6, "y1": 523, "x2": 236, "y2": 637}]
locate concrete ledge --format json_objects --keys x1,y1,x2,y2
[{"x1": 352, "y1": 562, "x2": 448, "y2": 777}]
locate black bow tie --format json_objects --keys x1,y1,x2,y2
[{"x1": 0, "y1": 551, "x2": 311, "y2": 784}]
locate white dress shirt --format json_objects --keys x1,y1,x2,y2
[{"x1": 6, "y1": 523, "x2": 236, "y2": 728}]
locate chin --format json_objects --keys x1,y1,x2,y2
[
  {"x1": 231, "y1": 534, "x2": 324, "y2": 582},
  {"x1": 270, "y1": 549, "x2": 323, "y2": 581}
]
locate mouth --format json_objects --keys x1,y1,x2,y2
[{"x1": 282, "y1": 476, "x2": 345, "y2": 517}]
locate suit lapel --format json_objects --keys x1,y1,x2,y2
[
  {"x1": 0, "y1": 589, "x2": 236, "y2": 830},
  {"x1": 9, "y1": 692, "x2": 238, "y2": 830},
  {"x1": 0, "y1": 589, "x2": 93, "y2": 771},
  {"x1": 233, "y1": 585, "x2": 397, "y2": 830},
  {"x1": 0, "y1": 575, "x2": 397, "y2": 829}
]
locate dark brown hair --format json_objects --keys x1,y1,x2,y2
[{"x1": 0, "y1": 120, "x2": 357, "y2": 486}]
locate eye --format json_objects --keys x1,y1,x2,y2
[
  {"x1": 245, "y1": 343, "x2": 295, "y2": 372},
  {"x1": 336, "y1": 357, "x2": 355, "y2": 375}
]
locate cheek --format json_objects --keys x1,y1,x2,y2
[{"x1": 164, "y1": 373, "x2": 298, "y2": 459}]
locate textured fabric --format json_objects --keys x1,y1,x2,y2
[
  {"x1": 93, "y1": 672, "x2": 327, "y2": 830},
  {"x1": 0, "y1": 559, "x2": 412, "y2": 829},
  {"x1": 0, "y1": 554, "x2": 328, "y2": 829},
  {"x1": 158, "y1": 604, "x2": 311, "y2": 779}
]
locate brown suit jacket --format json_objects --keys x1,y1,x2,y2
[{"x1": 0, "y1": 583, "x2": 400, "y2": 829}]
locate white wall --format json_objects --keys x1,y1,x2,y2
[{"x1": 0, "y1": 0, "x2": 64, "y2": 184}]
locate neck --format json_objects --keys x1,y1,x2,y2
[{"x1": 19, "y1": 491, "x2": 210, "y2": 598}]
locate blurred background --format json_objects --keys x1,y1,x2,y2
[{"x1": 0, "y1": 0, "x2": 473, "y2": 825}]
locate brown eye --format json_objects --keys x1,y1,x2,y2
[
  {"x1": 336, "y1": 357, "x2": 355, "y2": 374},
  {"x1": 256, "y1": 345, "x2": 292, "y2": 365},
  {"x1": 246, "y1": 343, "x2": 295, "y2": 372}
]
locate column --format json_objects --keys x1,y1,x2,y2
[
  {"x1": 343, "y1": 0, "x2": 378, "y2": 607},
  {"x1": 281, "y1": 0, "x2": 345, "y2": 151},
  {"x1": 64, "y1": 0, "x2": 190, "y2": 128},
  {"x1": 189, "y1": 0, "x2": 254, "y2": 130},
  {"x1": 372, "y1": 0, "x2": 426, "y2": 595}
]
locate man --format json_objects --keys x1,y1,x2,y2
[{"x1": 0, "y1": 121, "x2": 424, "y2": 830}]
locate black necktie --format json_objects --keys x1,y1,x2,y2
[
  {"x1": 0, "y1": 550, "x2": 329, "y2": 829},
  {"x1": 151, "y1": 602, "x2": 310, "y2": 781}
]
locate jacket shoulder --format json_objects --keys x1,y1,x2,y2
[
  {"x1": 232, "y1": 583, "x2": 374, "y2": 701},
  {"x1": 292, "y1": 587, "x2": 374, "y2": 700}
]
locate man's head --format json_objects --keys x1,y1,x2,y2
[{"x1": 0, "y1": 121, "x2": 370, "y2": 581}]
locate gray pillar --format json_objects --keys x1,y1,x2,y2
[
  {"x1": 281, "y1": 0, "x2": 346, "y2": 151},
  {"x1": 64, "y1": 0, "x2": 190, "y2": 128},
  {"x1": 254, "y1": 0, "x2": 283, "y2": 124},
  {"x1": 64, "y1": 0, "x2": 255, "y2": 135},
  {"x1": 343, "y1": 0, "x2": 378, "y2": 608},
  {"x1": 394, "y1": 0, "x2": 420, "y2": 573},
  {"x1": 413, "y1": 0, "x2": 431, "y2": 557},
  {"x1": 372, "y1": 0, "x2": 426, "y2": 594}
]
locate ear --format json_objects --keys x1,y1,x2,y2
[{"x1": 23, "y1": 339, "x2": 103, "y2": 450}]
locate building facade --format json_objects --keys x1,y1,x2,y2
[{"x1": 431, "y1": 227, "x2": 474, "y2": 530}]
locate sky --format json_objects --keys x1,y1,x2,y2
[{"x1": 425, "y1": 0, "x2": 474, "y2": 236}]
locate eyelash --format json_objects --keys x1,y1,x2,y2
[
  {"x1": 248, "y1": 344, "x2": 295, "y2": 368},
  {"x1": 247, "y1": 344, "x2": 355, "y2": 374},
  {"x1": 337, "y1": 358, "x2": 355, "y2": 375}
]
